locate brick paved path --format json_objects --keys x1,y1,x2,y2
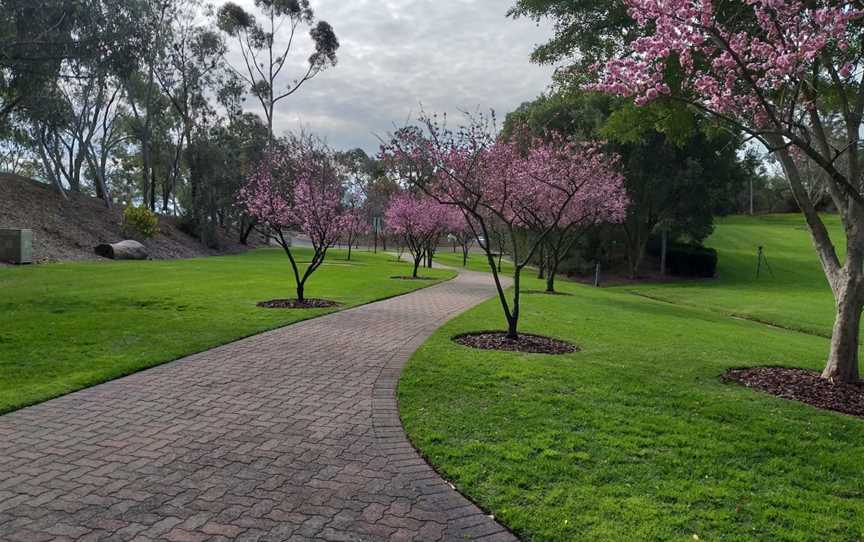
[{"x1": 0, "y1": 271, "x2": 517, "y2": 542}]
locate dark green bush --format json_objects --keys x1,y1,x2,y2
[{"x1": 648, "y1": 240, "x2": 718, "y2": 278}]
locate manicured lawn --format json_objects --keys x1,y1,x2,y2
[
  {"x1": 0, "y1": 247, "x2": 454, "y2": 414},
  {"x1": 622, "y1": 214, "x2": 843, "y2": 336},
  {"x1": 434, "y1": 249, "x2": 516, "y2": 275},
  {"x1": 399, "y1": 214, "x2": 864, "y2": 542}
]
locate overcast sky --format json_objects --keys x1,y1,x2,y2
[{"x1": 228, "y1": 0, "x2": 556, "y2": 153}]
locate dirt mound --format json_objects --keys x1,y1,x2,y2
[{"x1": 0, "y1": 174, "x2": 252, "y2": 263}]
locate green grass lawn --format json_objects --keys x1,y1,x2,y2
[
  {"x1": 399, "y1": 214, "x2": 864, "y2": 542},
  {"x1": 622, "y1": 214, "x2": 843, "y2": 336},
  {"x1": 434, "y1": 249, "x2": 516, "y2": 275},
  {"x1": 0, "y1": 247, "x2": 453, "y2": 414}
]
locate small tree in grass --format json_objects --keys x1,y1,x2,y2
[
  {"x1": 239, "y1": 138, "x2": 345, "y2": 303},
  {"x1": 340, "y1": 206, "x2": 367, "y2": 261},
  {"x1": 385, "y1": 192, "x2": 449, "y2": 278},
  {"x1": 383, "y1": 114, "x2": 626, "y2": 338},
  {"x1": 449, "y1": 210, "x2": 475, "y2": 267},
  {"x1": 522, "y1": 135, "x2": 628, "y2": 292}
]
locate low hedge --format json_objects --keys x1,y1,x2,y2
[{"x1": 648, "y1": 240, "x2": 718, "y2": 278}]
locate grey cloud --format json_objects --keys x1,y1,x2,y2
[{"x1": 228, "y1": 0, "x2": 555, "y2": 152}]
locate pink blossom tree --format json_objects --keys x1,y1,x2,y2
[
  {"x1": 520, "y1": 136, "x2": 629, "y2": 292},
  {"x1": 588, "y1": 0, "x2": 864, "y2": 382},
  {"x1": 447, "y1": 207, "x2": 476, "y2": 267},
  {"x1": 238, "y1": 139, "x2": 346, "y2": 303},
  {"x1": 384, "y1": 192, "x2": 450, "y2": 278},
  {"x1": 383, "y1": 113, "x2": 626, "y2": 338},
  {"x1": 340, "y1": 205, "x2": 368, "y2": 261}
]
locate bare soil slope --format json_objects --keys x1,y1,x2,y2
[{"x1": 0, "y1": 173, "x2": 249, "y2": 262}]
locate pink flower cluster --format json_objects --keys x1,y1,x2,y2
[
  {"x1": 238, "y1": 150, "x2": 354, "y2": 251},
  {"x1": 480, "y1": 136, "x2": 628, "y2": 232},
  {"x1": 384, "y1": 192, "x2": 457, "y2": 249},
  {"x1": 589, "y1": 0, "x2": 863, "y2": 128},
  {"x1": 384, "y1": 126, "x2": 628, "y2": 235}
]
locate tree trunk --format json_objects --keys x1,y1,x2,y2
[
  {"x1": 462, "y1": 245, "x2": 469, "y2": 266},
  {"x1": 296, "y1": 282, "x2": 305, "y2": 303},
  {"x1": 94, "y1": 240, "x2": 148, "y2": 260},
  {"x1": 506, "y1": 316, "x2": 518, "y2": 340},
  {"x1": 506, "y1": 267, "x2": 521, "y2": 339},
  {"x1": 412, "y1": 256, "x2": 421, "y2": 278},
  {"x1": 149, "y1": 171, "x2": 157, "y2": 212},
  {"x1": 240, "y1": 218, "x2": 256, "y2": 245},
  {"x1": 546, "y1": 257, "x2": 558, "y2": 293},
  {"x1": 660, "y1": 228, "x2": 668, "y2": 276},
  {"x1": 627, "y1": 238, "x2": 646, "y2": 279},
  {"x1": 347, "y1": 242, "x2": 352, "y2": 261},
  {"x1": 823, "y1": 275, "x2": 862, "y2": 381},
  {"x1": 772, "y1": 142, "x2": 859, "y2": 381}
]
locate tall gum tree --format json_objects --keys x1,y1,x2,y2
[{"x1": 216, "y1": 0, "x2": 338, "y2": 141}]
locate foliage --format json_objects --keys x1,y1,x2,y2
[
  {"x1": 586, "y1": 0, "x2": 864, "y2": 381},
  {"x1": 216, "y1": 0, "x2": 338, "y2": 138},
  {"x1": 504, "y1": 90, "x2": 751, "y2": 278},
  {"x1": 383, "y1": 113, "x2": 626, "y2": 338},
  {"x1": 121, "y1": 205, "x2": 160, "y2": 238},
  {"x1": 238, "y1": 136, "x2": 348, "y2": 301},
  {"x1": 0, "y1": 248, "x2": 454, "y2": 414},
  {"x1": 385, "y1": 192, "x2": 455, "y2": 277},
  {"x1": 647, "y1": 240, "x2": 717, "y2": 278}
]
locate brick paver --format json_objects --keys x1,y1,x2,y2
[{"x1": 0, "y1": 271, "x2": 517, "y2": 541}]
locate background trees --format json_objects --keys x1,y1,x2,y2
[
  {"x1": 385, "y1": 193, "x2": 449, "y2": 278},
  {"x1": 514, "y1": 0, "x2": 864, "y2": 382},
  {"x1": 216, "y1": 0, "x2": 339, "y2": 140},
  {"x1": 0, "y1": 0, "x2": 338, "y2": 251},
  {"x1": 384, "y1": 114, "x2": 626, "y2": 338},
  {"x1": 504, "y1": 91, "x2": 753, "y2": 279}
]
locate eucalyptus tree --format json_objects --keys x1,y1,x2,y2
[
  {"x1": 216, "y1": 0, "x2": 339, "y2": 141},
  {"x1": 155, "y1": 0, "x2": 226, "y2": 219}
]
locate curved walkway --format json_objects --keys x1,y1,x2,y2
[{"x1": 0, "y1": 271, "x2": 516, "y2": 542}]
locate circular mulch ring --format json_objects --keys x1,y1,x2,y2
[
  {"x1": 256, "y1": 298, "x2": 340, "y2": 309},
  {"x1": 390, "y1": 275, "x2": 437, "y2": 281},
  {"x1": 523, "y1": 289, "x2": 574, "y2": 296},
  {"x1": 453, "y1": 331, "x2": 577, "y2": 355},
  {"x1": 724, "y1": 366, "x2": 864, "y2": 418}
]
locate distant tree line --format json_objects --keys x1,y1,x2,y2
[{"x1": 0, "y1": 0, "x2": 338, "y2": 248}]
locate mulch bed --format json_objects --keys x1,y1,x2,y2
[
  {"x1": 724, "y1": 366, "x2": 864, "y2": 418},
  {"x1": 390, "y1": 275, "x2": 437, "y2": 281},
  {"x1": 256, "y1": 298, "x2": 340, "y2": 309},
  {"x1": 453, "y1": 331, "x2": 577, "y2": 355}
]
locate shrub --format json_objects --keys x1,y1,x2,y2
[
  {"x1": 122, "y1": 206, "x2": 159, "y2": 239},
  {"x1": 648, "y1": 239, "x2": 718, "y2": 278}
]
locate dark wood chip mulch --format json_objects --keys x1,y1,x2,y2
[
  {"x1": 256, "y1": 298, "x2": 340, "y2": 309},
  {"x1": 390, "y1": 275, "x2": 437, "y2": 281},
  {"x1": 724, "y1": 366, "x2": 864, "y2": 418},
  {"x1": 453, "y1": 331, "x2": 577, "y2": 355}
]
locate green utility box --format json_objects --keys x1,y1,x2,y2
[{"x1": 0, "y1": 229, "x2": 33, "y2": 264}]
